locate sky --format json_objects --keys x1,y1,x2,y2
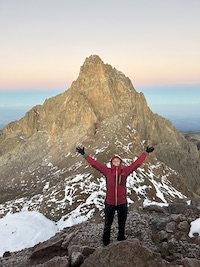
[
  {"x1": 0, "y1": 0, "x2": 200, "y2": 131},
  {"x1": 0, "y1": 202, "x2": 199, "y2": 257}
]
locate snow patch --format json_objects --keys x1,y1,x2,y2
[
  {"x1": 143, "y1": 199, "x2": 169, "y2": 207},
  {"x1": 189, "y1": 218, "x2": 200, "y2": 238},
  {"x1": 0, "y1": 211, "x2": 57, "y2": 257}
]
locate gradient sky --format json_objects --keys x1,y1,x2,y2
[{"x1": 0, "y1": 0, "x2": 200, "y2": 130}]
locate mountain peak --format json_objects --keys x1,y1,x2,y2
[
  {"x1": 78, "y1": 54, "x2": 105, "y2": 78},
  {"x1": 71, "y1": 55, "x2": 143, "y2": 121},
  {"x1": 83, "y1": 54, "x2": 104, "y2": 64}
]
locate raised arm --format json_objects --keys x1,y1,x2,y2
[
  {"x1": 123, "y1": 146, "x2": 154, "y2": 176},
  {"x1": 76, "y1": 147, "x2": 108, "y2": 176}
]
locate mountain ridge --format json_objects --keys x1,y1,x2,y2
[{"x1": 0, "y1": 55, "x2": 200, "y2": 223}]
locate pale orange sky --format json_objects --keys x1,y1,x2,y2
[{"x1": 0, "y1": 0, "x2": 200, "y2": 91}]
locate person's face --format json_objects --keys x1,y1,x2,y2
[{"x1": 112, "y1": 158, "x2": 121, "y2": 166}]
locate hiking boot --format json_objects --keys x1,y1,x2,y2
[
  {"x1": 103, "y1": 239, "x2": 110, "y2": 246},
  {"x1": 117, "y1": 236, "x2": 127, "y2": 241}
]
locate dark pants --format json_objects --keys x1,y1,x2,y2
[{"x1": 103, "y1": 203, "x2": 128, "y2": 245}]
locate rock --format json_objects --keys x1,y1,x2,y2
[
  {"x1": 35, "y1": 256, "x2": 69, "y2": 267},
  {"x1": 177, "y1": 221, "x2": 190, "y2": 232},
  {"x1": 144, "y1": 205, "x2": 169, "y2": 214},
  {"x1": 61, "y1": 231, "x2": 77, "y2": 249},
  {"x1": 3, "y1": 251, "x2": 11, "y2": 257},
  {"x1": 81, "y1": 239, "x2": 173, "y2": 267},
  {"x1": 30, "y1": 235, "x2": 66, "y2": 259},
  {"x1": 152, "y1": 230, "x2": 169, "y2": 244},
  {"x1": 181, "y1": 257, "x2": 200, "y2": 267},
  {"x1": 170, "y1": 214, "x2": 183, "y2": 222},
  {"x1": 68, "y1": 244, "x2": 95, "y2": 267},
  {"x1": 151, "y1": 218, "x2": 169, "y2": 231},
  {"x1": 166, "y1": 222, "x2": 176, "y2": 233},
  {"x1": 70, "y1": 251, "x2": 84, "y2": 267},
  {"x1": 159, "y1": 242, "x2": 169, "y2": 258},
  {"x1": 80, "y1": 246, "x2": 96, "y2": 257}
]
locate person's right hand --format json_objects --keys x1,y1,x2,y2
[{"x1": 76, "y1": 146, "x2": 85, "y2": 155}]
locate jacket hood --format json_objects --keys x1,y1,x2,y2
[
  {"x1": 111, "y1": 155, "x2": 122, "y2": 161},
  {"x1": 110, "y1": 155, "x2": 123, "y2": 168}
]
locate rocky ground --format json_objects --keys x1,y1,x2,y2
[{"x1": 1, "y1": 199, "x2": 200, "y2": 267}]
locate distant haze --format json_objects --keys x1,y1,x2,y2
[
  {"x1": 0, "y1": 99, "x2": 200, "y2": 133},
  {"x1": 1, "y1": 86, "x2": 200, "y2": 132}
]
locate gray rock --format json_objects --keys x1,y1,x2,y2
[
  {"x1": 181, "y1": 257, "x2": 200, "y2": 267},
  {"x1": 166, "y1": 222, "x2": 176, "y2": 233},
  {"x1": 152, "y1": 230, "x2": 169, "y2": 244},
  {"x1": 81, "y1": 239, "x2": 174, "y2": 267},
  {"x1": 61, "y1": 231, "x2": 77, "y2": 249},
  {"x1": 35, "y1": 256, "x2": 69, "y2": 267},
  {"x1": 70, "y1": 251, "x2": 84, "y2": 267},
  {"x1": 177, "y1": 221, "x2": 190, "y2": 232},
  {"x1": 30, "y1": 235, "x2": 66, "y2": 259}
]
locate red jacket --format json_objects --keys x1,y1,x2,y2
[{"x1": 85, "y1": 153, "x2": 147, "y2": 206}]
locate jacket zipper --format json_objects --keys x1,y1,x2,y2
[{"x1": 115, "y1": 167, "x2": 118, "y2": 206}]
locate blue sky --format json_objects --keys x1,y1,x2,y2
[
  {"x1": 0, "y1": 90, "x2": 62, "y2": 125},
  {"x1": 0, "y1": 0, "x2": 200, "y2": 131},
  {"x1": 141, "y1": 85, "x2": 200, "y2": 117}
]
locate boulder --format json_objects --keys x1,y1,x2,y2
[{"x1": 81, "y1": 239, "x2": 173, "y2": 267}]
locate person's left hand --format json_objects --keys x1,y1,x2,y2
[{"x1": 146, "y1": 146, "x2": 154, "y2": 153}]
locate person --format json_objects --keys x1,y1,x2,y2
[{"x1": 76, "y1": 146, "x2": 154, "y2": 246}]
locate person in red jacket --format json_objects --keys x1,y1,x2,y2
[{"x1": 76, "y1": 146, "x2": 154, "y2": 246}]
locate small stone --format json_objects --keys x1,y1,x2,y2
[
  {"x1": 166, "y1": 222, "x2": 176, "y2": 233},
  {"x1": 177, "y1": 221, "x2": 189, "y2": 232}
]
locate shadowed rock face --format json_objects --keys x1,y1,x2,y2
[{"x1": 0, "y1": 55, "x2": 200, "y2": 221}]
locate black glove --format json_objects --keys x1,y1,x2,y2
[
  {"x1": 146, "y1": 146, "x2": 154, "y2": 153},
  {"x1": 76, "y1": 146, "x2": 85, "y2": 155}
]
